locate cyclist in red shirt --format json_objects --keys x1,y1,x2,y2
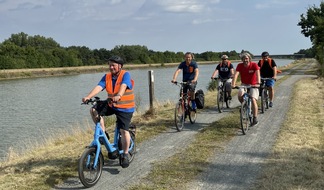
[{"x1": 232, "y1": 53, "x2": 261, "y2": 126}]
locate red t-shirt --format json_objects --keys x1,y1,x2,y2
[{"x1": 236, "y1": 62, "x2": 259, "y2": 85}]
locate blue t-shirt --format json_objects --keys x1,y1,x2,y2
[
  {"x1": 178, "y1": 61, "x2": 198, "y2": 82},
  {"x1": 98, "y1": 71, "x2": 134, "y2": 112}
]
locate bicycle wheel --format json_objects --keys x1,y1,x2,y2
[
  {"x1": 188, "y1": 106, "x2": 197, "y2": 124},
  {"x1": 128, "y1": 130, "x2": 136, "y2": 162},
  {"x1": 175, "y1": 101, "x2": 185, "y2": 131},
  {"x1": 78, "y1": 147, "x2": 103, "y2": 188},
  {"x1": 217, "y1": 88, "x2": 224, "y2": 113},
  {"x1": 240, "y1": 101, "x2": 249, "y2": 135},
  {"x1": 265, "y1": 89, "x2": 269, "y2": 109},
  {"x1": 260, "y1": 88, "x2": 266, "y2": 113}
]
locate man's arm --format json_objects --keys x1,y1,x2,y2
[
  {"x1": 82, "y1": 85, "x2": 103, "y2": 102},
  {"x1": 232, "y1": 71, "x2": 239, "y2": 87},
  {"x1": 273, "y1": 66, "x2": 277, "y2": 79},
  {"x1": 256, "y1": 70, "x2": 261, "y2": 84}
]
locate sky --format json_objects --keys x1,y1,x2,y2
[{"x1": 0, "y1": 0, "x2": 322, "y2": 55}]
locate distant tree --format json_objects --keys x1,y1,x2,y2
[{"x1": 298, "y1": 1, "x2": 324, "y2": 76}]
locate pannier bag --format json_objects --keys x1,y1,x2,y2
[{"x1": 195, "y1": 89, "x2": 205, "y2": 109}]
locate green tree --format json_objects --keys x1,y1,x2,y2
[{"x1": 298, "y1": 1, "x2": 324, "y2": 76}]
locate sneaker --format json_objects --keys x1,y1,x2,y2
[
  {"x1": 251, "y1": 117, "x2": 259, "y2": 127},
  {"x1": 269, "y1": 102, "x2": 273, "y2": 107},
  {"x1": 121, "y1": 153, "x2": 130, "y2": 168}
]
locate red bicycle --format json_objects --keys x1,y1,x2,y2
[{"x1": 172, "y1": 81, "x2": 197, "y2": 131}]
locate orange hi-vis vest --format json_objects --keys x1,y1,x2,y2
[
  {"x1": 259, "y1": 58, "x2": 282, "y2": 73},
  {"x1": 105, "y1": 70, "x2": 135, "y2": 109}
]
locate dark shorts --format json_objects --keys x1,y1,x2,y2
[
  {"x1": 183, "y1": 81, "x2": 197, "y2": 93},
  {"x1": 93, "y1": 100, "x2": 133, "y2": 131}
]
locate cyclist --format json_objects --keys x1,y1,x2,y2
[
  {"x1": 171, "y1": 52, "x2": 199, "y2": 110},
  {"x1": 82, "y1": 55, "x2": 135, "y2": 168},
  {"x1": 211, "y1": 54, "x2": 234, "y2": 100},
  {"x1": 258, "y1": 51, "x2": 277, "y2": 107},
  {"x1": 232, "y1": 53, "x2": 261, "y2": 126}
]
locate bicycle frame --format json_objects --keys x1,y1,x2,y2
[
  {"x1": 89, "y1": 121, "x2": 127, "y2": 168},
  {"x1": 260, "y1": 78, "x2": 272, "y2": 112}
]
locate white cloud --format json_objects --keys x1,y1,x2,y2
[
  {"x1": 155, "y1": 0, "x2": 220, "y2": 13},
  {"x1": 0, "y1": 0, "x2": 51, "y2": 12}
]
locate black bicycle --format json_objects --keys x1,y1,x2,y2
[
  {"x1": 214, "y1": 77, "x2": 231, "y2": 113},
  {"x1": 260, "y1": 78, "x2": 272, "y2": 113}
]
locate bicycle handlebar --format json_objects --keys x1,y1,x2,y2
[
  {"x1": 171, "y1": 81, "x2": 189, "y2": 87},
  {"x1": 81, "y1": 97, "x2": 113, "y2": 105},
  {"x1": 232, "y1": 85, "x2": 259, "y2": 89}
]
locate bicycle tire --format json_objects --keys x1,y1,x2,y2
[
  {"x1": 240, "y1": 101, "x2": 249, "y2": 135},
  {"x1": 261, "y1": 88, "x2": 266, "y2": 113},
  {"x1": 175, "y1": 101, "x2": 185, "y2": 131},
  {"x1": 265, "y1": 89, "x2": 269, "y2": 109},
  {"x1": 217, "y1": 88, "x2": 224, "y2": 113},
  {"x1": 78, "y1": 147, "x2": 103, "y2": 188},
  {"x1": 128, "y1": 130, "x2": 136, "y2": 162},
  {"x1": 188, "y1": 107, "x2": 197, "y2": 124}
]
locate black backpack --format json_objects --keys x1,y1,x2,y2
[{"x1": 195, "y1": 89, "x2": 204, "y2": 109}]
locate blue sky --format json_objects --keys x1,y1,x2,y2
[{"x1": 0, "y1": 0, "x2": 322, "y2": 55}]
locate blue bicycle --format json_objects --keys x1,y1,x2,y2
[{"x1": 78, "y1": 97, "x2": 136, "y2": 188}]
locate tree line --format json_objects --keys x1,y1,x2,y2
[
  {"x1": 298, "y1": 1, "x2": 324, "y2": 76},
  {"x1": 0, "y1": 32, "x2": 244, "y2": 70},
  {"x1": 0, "y1": 28, "x2": 316, "y2": 70}
]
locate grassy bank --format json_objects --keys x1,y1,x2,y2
[
  {"x1": 0, "y1": 60, "x2": 322, "y2": 190},
  {"x1": 0, "y1": 61, "x2": 218, "y2": 80}
]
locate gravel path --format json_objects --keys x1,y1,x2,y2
[{"x1": 55, "y1": 63, "x2": 313, "y2": 190}]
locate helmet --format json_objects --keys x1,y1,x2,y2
[
  {"x1": 221, "y1": 55, "x2": 228, "y2": 60},
  {"x1": 108, "y1": 55, "x2": 124, "y2": 65},
  {"x1": 261, "y1": 51, "x2": 269, "y2": 57}
]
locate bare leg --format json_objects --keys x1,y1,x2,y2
[
  {"x1": 90, "y1": 108, "x2": 105, "y2": 131},
  {"x1": 269, "y1": 86, "x2": 274, "y2": 102},
  {"x1": 238, "y1": 90, "x2": 244, "y2": 103},
  {"x1": 120, "y1": 129, "x2": 130, "y2": 154},
  {"x1": 190, "y1": 90, "x2": 195, "y2": 100}
]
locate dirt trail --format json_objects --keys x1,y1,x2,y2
[{"x1": 54, "y1": 63, "x2": 314, "y2": 190}]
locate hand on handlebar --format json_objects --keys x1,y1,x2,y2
[
  {"x1": 82, "y1": 97, "x2": 91, "y2": 104},
  {"x1": 171, "y1": 80, "x2": 177, "y2": 84}
]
